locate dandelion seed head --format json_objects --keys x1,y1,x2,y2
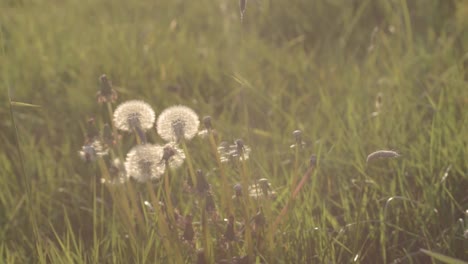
[
  {"x1": 197, "y1": 116, "x2": 218, "y2": 139},
  {"x1": 79, "y1": 145, "x2": 96, "y2": 161},
  {"x1": 258, "y1": 178, "x2": 270, "y2": 190},
  {"x1": 235, "y1": 139, "x2": 244, "y2": 149},
  {"x1": 248, "y1": 184, "x2": 263, "y2": 199},
  {"x1": 79, "y1": 140, "x2": 108, "y2": 162},
  {"x1": 124, "y1": 144, "x2": 165, "y2": 182},
  {"x1": 197, "y1": 129, "x2": 209, "y2": 139},
  {"x1": 218, "y1": 140, "x2": 251, "y2": 163},
  {"x1": 293, "y1": 130, "x2": 302, "y2": 142},
  {"x1": 162, "y1": 143, "x2": 185, "y2": 169},
  {"x1": 290, "y1": 129, "x2": 306, "y2": 149},
  {"x1": 310, "y1": 154, "x2": 317, "y2": 167},
  {"x1": 156, "y1": 105, "x2": 200, "y2": 142},
  {"x1": 113, "y1": 100, "x2": 155, "y2": 132},
  {"x1": 233, "y1": 183, "x2": 243, "y2": 197},
  {"x1": 97, "y1": 74, "x2": 118, "y2": 103},
  {"x1": 248, "y1": 179, "x2": 275, "y2": 200}
]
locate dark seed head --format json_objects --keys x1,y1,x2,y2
[
  {"x1": 97, "y1": 74, "x2": 118, "y2": 103},
  {"x1": 205, "y1": 192, "x2": 216, "y2": 212},
  {"x1": 203, "y1": 116, "x2": 212, "y2": 130},
  {"x1": 99, "y1": 74, "x2": 112, "y2": 93},
  {"x1": 196, "y1": 169, "x2": 210, "y2": 193},
  {"x1": 224, "y1": 215, "x2": 236, "y2": 241},
  {"x1": 235, "y1": 139, "x2": 244, "y2": 148},
  {"x1": 182, "y1": 214, "x2": 194, "y2": 242},
  {"x1": 233, "y1": 183, "x2": 242, "y2": 197},
  {"x1": 309, "y1": 154, "x2": 317, "y2": 167},
  {"x1": 162, "y1": 145, "x2": 176, "y2": 162},
  {"x1": 293, "y1": 130, "x2": 302, "y2": 143},
  {"x1": 196, "y1": 248, "x2": 206, "y2": 264},
  {"x1": 253, "y1": 207, "x2": 266, "y2": 227}
]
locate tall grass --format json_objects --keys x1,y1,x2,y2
[{"x1": 1, "y1": 0, "x2": 467, "y2": 263}]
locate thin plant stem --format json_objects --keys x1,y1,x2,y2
[
  {"x1": 7, "y1": 91, "x2": 39, "y2": 239},
  {"x1": 163, "y1": 166, "x2": 176, "y2": 224},
  {"x1": 106, "y1": 102, "x2": 124, "y2": 159},
  {"x1": 154, "y1": 202, "x2": 184, "y2": 263},
  {"x1": 270, "y1": 165, "x2": 315, "y2": 232},
  {"x1": 97, "y1": 158, "x2": 137, "y2": 240},
  {"x1": 291, "y1": 145, "x2": 300, "y2": 196},
  {"x1": 91, "y1": 171, "x2": 100, "y2": 263},
  {"x1": 238, "y1": 153, "x2": 254, "y2": 260},
  {"x1": 208, "y1": 131, "x2": 232, "y2": 214},
  {"x1": 201, "y1": 204, "x2": 214, "y2": 262}
]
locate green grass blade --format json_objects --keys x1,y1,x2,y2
[{"x1": 420, "y1": 249, "x2": 468, "y2": 264}]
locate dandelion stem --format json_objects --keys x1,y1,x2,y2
[
  {"x1": 125, "y1": 181, "x2": 145, "y2": 235},
  {"x1": 181, "y1": 141, "x2": 197, "y2": 188},
  {"x1": 163, "y1": 165, "x2": 176, "y2": 224},
  {"x1": 154, "y1": 201, "x2": 184, "y2": 263},
  {"x1": 133, "y1": 126, "x2": 146, "y2": 144},
  {"x1": 292, "y1": 144, "x2": 300, "y2": 196},
  {"x1": 106, "y1": 102, "x2": 124, "y2": 160},
  {"x1": 201, "y1": 204, "x2": 214, "y2": 261},
  {"x1": 238, "y1": 152, "x2": 254, "y2": 260}
]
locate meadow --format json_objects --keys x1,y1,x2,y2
[{"x1": 1, "y1": 0, "x2": 467, "y2": 263}]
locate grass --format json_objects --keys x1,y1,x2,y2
[{"x1": 1, "y1": 0, "x2": 467, "y2": 263}]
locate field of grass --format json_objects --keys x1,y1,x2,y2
[{"x1": 1, "y1": 0, "x2": 467, "y2": 263}]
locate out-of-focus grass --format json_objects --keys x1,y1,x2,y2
[{"x1": 1, "y1": 0, "x2": 467, "y2": 263}]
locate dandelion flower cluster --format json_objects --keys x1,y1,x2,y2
[
  {"x1": 124, "y1": 144, "x2": 165, "y2": 182},
  {"x1": 113, "y1": 100, "x2": 155, "y2": 132},
  {"x1": 156, "y1": 105, "x2": 200, "y2": 142}
]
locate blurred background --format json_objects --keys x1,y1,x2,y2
[{"x1": 0, "y1": 0, "x2": 467, "y2": 262}]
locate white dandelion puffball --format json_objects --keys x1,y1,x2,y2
[
  {"x1": 124, "y1": 144, "x2": 165, "y2": 182},
  {"x1": 113, "y1": 100, "x2": 156, "y2": 132},
  {"x1": 156, "y1": 105, "x2": 200, "y2": 142}
]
